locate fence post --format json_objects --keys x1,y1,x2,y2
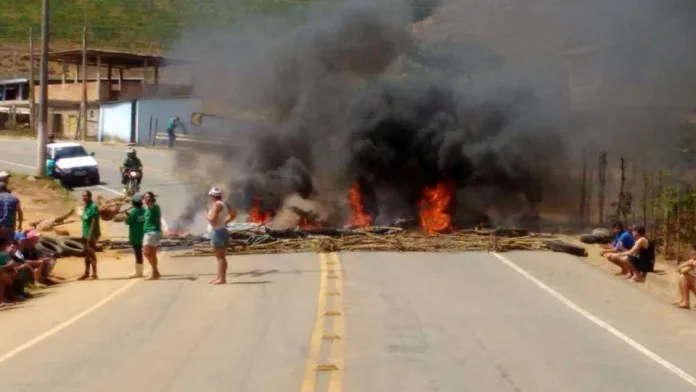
[
  {"x1": 579, "y1": 147, "x2": 587, "y2": 223},
  {"x1": 597, "y1": 151, "x2": 608, "y2": 225},
  {"x1": 151, "y1": 117, "x2": 158, "y2": 146}
]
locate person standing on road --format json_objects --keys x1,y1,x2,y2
[
  {"x1": 143, "y1": 191, "x2": 162, "y2": 280},
  {"x1": 166, "y1": 117, "x2": 186, "y2": 149},
  {"x1": 79, "y1": 190, "x2": 100, "y2": 280},
  {"x1": 124, "y1": 194, "x2": 146, "y2": 278},
  {"x1": 206, "y1": 187, "x2": 236, "y2": 285},
  {"x1": 0, "y1": 181, "x2": 22, "y2": 244}
]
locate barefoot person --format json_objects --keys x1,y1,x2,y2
[
  {"x1": 124, "y1": 195, "x2": 146, "y2": 278},
  {"x1": 608, "y1": 225, "x2": 654, "y2": 282},
  {"x1": 673, "y1": 244, "x2": 696, "y2": 309},
  {"x1": 206, "y1": 187, "x2": 236, "y2": 285},
  {"x1": 79, "y1": 190, "x2": 100, "y2": 280},
  {"x1": 601, "y1": 222, "x2": 635, "y2": 276},
  {"x1": 142, "y1": 192, "x2": 162, "y2": 280}
]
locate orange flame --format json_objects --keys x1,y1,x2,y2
[
  {"x1": 248, "y1": 195, "x2": 274, "y2": 224},
  {"x1": 299, "y1": 217, "x2": 319, "y2": 229},
  {"x1": 348, "y1": 182, "x2": 372, "y2": 227},
  {"x1": 419, "y1": 180, "x2": 454, "y2": 235}
]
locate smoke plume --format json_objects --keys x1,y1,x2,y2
[{"x1": 167, "y1": 0, "x2": 696, "y2": 231}]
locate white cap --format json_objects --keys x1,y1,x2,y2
[
  {"x1": 208, "y1": 187, "x2": 222, "y2": 197},
  {"x1": 0, "y1": 171, "x2": 9, "y2": 179}
]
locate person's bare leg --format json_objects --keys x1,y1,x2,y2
[
  {"x1": 606, "y1": 254, "x2": 629, "y2": 275},
  {"x1": 673, "y1": 274, "x2": 691, "y2": 308},
  {"x1": 90, "y1": 252, "x2": 98, "y2": 279},
  {"x1": 209, "y1": 249, "x2": 227, "y2": 285},
  {"x1": 0, "y1": 276, "x2": 6, "y2": 307},
  {"x1": 78, "y1": 246, "x2": 90, "y2": 280},
  {"x1": 632, "y1": 273, "x2": 645, "y2": 282},
  {"x1": 144, "y1": 245, "x2": 160, "y2": 280}
]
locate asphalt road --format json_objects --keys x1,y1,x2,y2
[
  {"x1": 2, "y1": 250, "x2": 696, "y2": 392},
  {"x1": 0, "y1": 138, "x2": 211, "y2": 235}
]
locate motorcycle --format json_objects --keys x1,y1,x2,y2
[{"x1": 124, "y1": 169, "x2": 141, "y2": 196}]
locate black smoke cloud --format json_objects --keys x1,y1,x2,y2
[
  {"x1": 166, "y1": 0, "x2": 694, "y2": 231},
  {"x1": 167, "y1": 0, "x2": 567, "y2": 230}
]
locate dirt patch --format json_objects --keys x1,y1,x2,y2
[{"x1": 8, "y1": 173, "x2": 73, "y2": 231}]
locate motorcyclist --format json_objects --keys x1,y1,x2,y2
[{"x1": 120, "y1": 148, "x2": 143, "y2": 189}]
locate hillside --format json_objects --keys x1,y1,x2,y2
[
  {"x1": 0, "y1": 0, "x2": 318, "y2": 78},
  {"x1": 0, "y1": 0, "x2": 314, "y2": 50}
]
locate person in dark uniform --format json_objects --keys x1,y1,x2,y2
[{"x1": 614, "y1": 225, "x2": 654, "y2": 282}]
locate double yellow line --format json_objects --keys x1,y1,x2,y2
[{"x1": 300, "y1": 252, "x2": 346, "y2": 392}]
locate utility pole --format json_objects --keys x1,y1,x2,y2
[
  {"x1": 80, "y1": 26, "x2": 87, "y2": 141},
  {"x1": 28, "y1": 27, "x2": 35, "y2": 130},
  {"x1": 36, "y1": 0, "x2": 50, "y2": 177}
]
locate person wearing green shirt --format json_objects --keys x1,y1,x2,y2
[
  {"x1": 123, "y1": 194, "x2": 146, "y2": 279},
  {"x1": 142, "y1": 191, "x2": 162, "y2": 280},
  {"x1": 79, "y1": 190, "x2": 101, "y2": 281}
]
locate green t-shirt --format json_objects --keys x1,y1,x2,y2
[
  {"x1": 143, "y1": 204, "x2": 161, "y2": 233},
  {"x1": 82, "y1": 202, "x2": 101, "y2": 239},
  {"x1": 125, "y1": 207, "x2": 146, "y2": 245},
  {"x1": 0, "y1": 252, "x2": 8, "y2": 267},
  {"x1": 123, "y1": 156, "x2": 142, "y2": 170}
]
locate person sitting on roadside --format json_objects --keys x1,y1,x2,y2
[
  {"x1": 0, "y1": 239, "x2": 33, "y2": 301},
  {"x1": 8, "y1": 235, "x2": 44, "y2": 289},
  {"x1": 601, "y1": 222, "x2": 635, "y2": 256},
  {"x1": 14, "y1": 230, "x2": 56, "y2": 286},
  {"x1": 607, "y1": 225, "x2": 655, "y2": 282},
  {"x1": 602, "y1": 222, "x2": 635, "y2": 274},
  {"x1": 0, "y1": 180, "x2": 22, "y2": 244},
  {"x1": 673, "y1": 244, "x2": 696, "y2": 309}
]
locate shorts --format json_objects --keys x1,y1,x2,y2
[
  {"x1": 143, "y1": 231, "x2": 161, "y2": 247},
  {"x1": 209, "y1": 228, "x2": 230, "y2": 249},
  {"x1": 629, "y1": 255, "x2": 653, "y2": 273}
]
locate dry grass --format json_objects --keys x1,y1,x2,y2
[{"x1": 7, "y1": 172, "x2": 75, "y2": 232}]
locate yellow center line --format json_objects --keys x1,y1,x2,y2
[
  {"x1": 300, "y1": 252, "x2": 330, "y2": 392},
  {"x1": 300, "y1": 252, "x2": 346, "y2": 392},
  {"x1": 327, "y1": 252, "x2": 345, "y2": 392}
]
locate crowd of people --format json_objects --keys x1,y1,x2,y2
[
  {"x1": 81, "y1": 185, "x2": 235, "y2": 285},
  {"x1": 0, "y1": 177, "x2": 237, "y2": 307}
]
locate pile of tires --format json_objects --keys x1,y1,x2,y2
[{"x1": 36, "y1": 236, "x2": 86, "y2": 258}]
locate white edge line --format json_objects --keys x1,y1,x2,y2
[
  {"x1": 0, "y1": 279, "x2": 138, "y2": 363},
  {"x1": 0, "y1": 160, "x2": 169, "y2": 232},
  {"x1": 491, "y1": 252, "x2": 696, "y2": 387}
]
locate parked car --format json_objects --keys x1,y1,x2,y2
[{"x1": 46, "y1": 142, "x2": 100, "y2": 185}]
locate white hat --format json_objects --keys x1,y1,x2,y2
[
  {"x1": 0, "y1": 171, "x2": 9, "y2": 179},
  {"x1": 208, "y1": 187, "x2": 222, "y2": 197}
]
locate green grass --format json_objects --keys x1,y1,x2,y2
[{"x1": 0, "y1": 0, "x2": 315, "y2": 51}]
